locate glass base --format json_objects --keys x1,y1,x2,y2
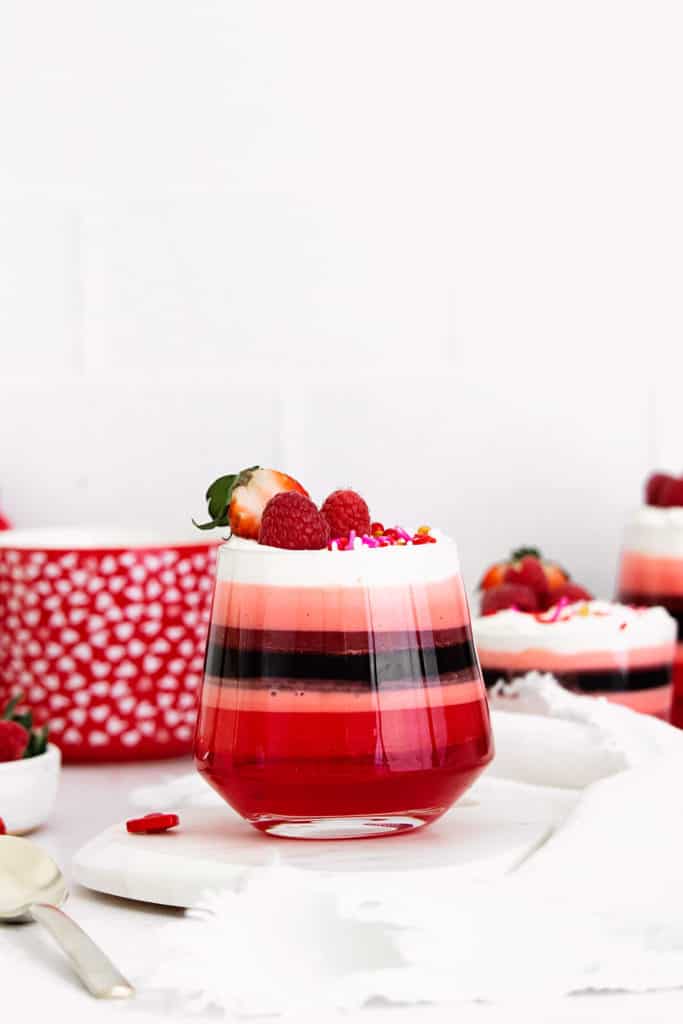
[{"x1": 250, "y1": 813, "x2": 432, "y2": 840}]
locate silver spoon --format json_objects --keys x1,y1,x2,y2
[{"x1": 0, "y1": 835, "x2": 134, "y2": 999}]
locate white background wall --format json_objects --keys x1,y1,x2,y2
[{"x1": 1, "y1": 1, "x2": 682, "y2": 597}]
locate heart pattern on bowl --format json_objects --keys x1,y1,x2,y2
[{"x1": 0, "y1": 544, "x2": 217, "y2": 762}]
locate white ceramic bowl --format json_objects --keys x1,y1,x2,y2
[{"x1": 0, "y1": 744, "x2": 61, "y2": 834}]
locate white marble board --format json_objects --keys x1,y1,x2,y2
[{"x1": 72, "y1": 777, "x2": 577, "y2": 908}]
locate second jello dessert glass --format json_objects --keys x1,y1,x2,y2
[
  {"x1": 617, "y1": 503, "x2": 683, "y2": 726},
  {"x1": 194, "y1": 534, "x2": 493, "y2": 839}
]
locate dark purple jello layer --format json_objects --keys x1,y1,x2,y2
[
  {"x1": 482, "y1": 663, "x2": 672, "y2": 693},
  {"x1": 204, "y1": 625, "x2": 480, "y2": 691}
]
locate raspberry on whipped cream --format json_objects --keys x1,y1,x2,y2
[{"x1": 473, "y1": 599, "x2": 677, "y2": 719}]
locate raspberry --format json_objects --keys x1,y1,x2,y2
[
  {"x1": 321, "y1": 490, "x2": 371, "y2": 540},
  {"x1": 0, "y1": 720, "x2": 29, "y2": 762},
  {"x1": 551, "y1": 582, "x2": 593, "y2": 604},
  {"x1": 503, "y1": 556, "x2": 549, "y2": 604},
  {"x1": 481, "y1": 583, "x2": 538, "y2": 616},
  {"x1": 126, "y1": 813, "x2": 180, "y2": 834},
  {"x1": 645, "y1": 472, "x2": 673, "y2": 507},
  {"x1": 258, "y1": 492, "x2": 330, "y2": 550},
  {"x1": 658, "y1": 476, "x2": 683, "y2": 508}
]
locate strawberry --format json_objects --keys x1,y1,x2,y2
[
  {"x1": 479, "y1": 561, "x2": 508, "y2": 591},
  {"x1": 195, "y1": 466, "x2": 308, "y2": 540},
  {"x1": 0, "y1": 511, "x2": 11, "y2": 531},
  {"x1": 504, "y1": 555, "x2": 550, "y2": 605},
  {"x1": 259, "y1": 492, "x2": 330, "y2": 550},
  {"x1": 0, "y1": 720, "x2": 29, "y2": 762},
  {"x1": 481, "y1": 583, "x2": 539, "y2": 616},
  {"x1": 551, "y1": 582, "x2": 593, "y2": 604},
  {"x1": 645, "y1": 472, "x2": 674, "y2": 507},
  {"x1": 480, "y1": 547, "x2": 569, "y2": 602},
  {"x1": 321, "y1": 490, "x2": 371, "y2": 539},
  {"x1": 0, "y1": 817, "x2": 5, "y2": 835},
  {"x1": 544, "y1": 562, "x2": 570, "y2": 594},
  {"x1": 657, "y1": 476, "x2": 683, "y2": 508}
]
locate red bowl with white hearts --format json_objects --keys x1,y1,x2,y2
[{"x1": 0, "y1": 528, "x2": 219, "y2": 762}]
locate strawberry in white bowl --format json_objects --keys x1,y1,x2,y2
[{"x1": 0, "y1": 693, "x2": 60, "y2": 835}]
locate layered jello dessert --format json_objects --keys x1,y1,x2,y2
[
  {"x1": 617, "y1": 472, "x2": 683, "y2": 726},
  {"x1": 474, "y1": 599, "x2": 677, "y2": 716},
  {"x1": 474, "y1": 546, "x2": 676, "y2": 716},
  {"x1": 194, "y1": 467, "x2": 493, "y2": 839}
]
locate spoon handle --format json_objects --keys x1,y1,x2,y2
[{"x1": 30, "y1": 902, "x2": 134, "y2": 999}]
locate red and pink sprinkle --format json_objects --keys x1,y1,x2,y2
[{"x1": 328, "y1": 524, "x2": 436, "y2": 551}]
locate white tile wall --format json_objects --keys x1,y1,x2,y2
[
  {"x1": 1, "y1": 1, "x2": 682, "y2": 597},
  {"x1": 0, "y1": 203, "x2": 81, "y2": 372},
  {"x1": 80, "y1": 194, "x2": 454, "y2": 370}
]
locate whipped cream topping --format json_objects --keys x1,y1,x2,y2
[
  {"x1": 217, "y1": 530, "x2": 461, "y2": 587},
  {"x1": 473, "y1": 600, "x2": 677, "y2": 655},
  {"x1": 622, "y1": 506, "x2": 683, "y2": 558}
]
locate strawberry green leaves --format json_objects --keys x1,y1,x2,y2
[
  {"x1": 510, "y1": 546, "x2": 543, "y2": 562},
  {"x1": 193, "y1": 466, "x2": 259, "y2": 531},
  {"x1": 193, "y1": 475, "x2": 236, "y2": 530},
  {"x1": 24, "y1": 725, "x2": 49, "y2": 758}
]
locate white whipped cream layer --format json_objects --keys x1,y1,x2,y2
[
  {"x1": 473, "y1": 601, "x2": 677, "y2": 654},
  {"x1": 622, "y1": 506, "x2": 683, "y2": 558},
  {"x1": 217, "y1": 530, "x2": 461, "y2": 587}
]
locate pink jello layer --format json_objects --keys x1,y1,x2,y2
[
  {"x1": 618, "y1": 551, "x2": 683, "y2": 596},
  {"x1": 202, "y1": 677, "x2": 485, "y2": 713},
  {"x1": 477, "y1": 643, "x2": 676, "y2": 674},
  {"x1": 600, "y1": 684, "x2": 672, "y2": 718},
  {"x1": 211, "y1": 576, "x2": 470, "y2": 633}
]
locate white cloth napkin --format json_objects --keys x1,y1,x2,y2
[
  {"x1": 488, "y1": 672, "x2": 683, "y2": 787},
  {"x1": 128, "y1": 675, "x2": 683, "y2": 1014}
]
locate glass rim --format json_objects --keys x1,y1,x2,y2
[{"x1": 0, "y1": 526, "x2": 220, "y2": 552}]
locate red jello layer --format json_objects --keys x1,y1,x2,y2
[
  {"x1": 210, "y1": 576, "x2": 470, "y2": 633},
  {"x1": 195, "y1": 696, "x2": 493, "y2": 821},
  {"x1": 672, "y1": 645, "x2": 683, "y2": 728},
  {"x1": 597, "y1": 684, "x2": 672, "y2": 718}
]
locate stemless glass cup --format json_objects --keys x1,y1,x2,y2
[
  {"x1": 194, "y1": 536, "x2": 493, "y2": 839},
  {"x1": 617, "y1": 509, "x2": 683, "y2": 725}
]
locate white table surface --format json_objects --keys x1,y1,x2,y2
[{"x1": 4, "y1": 758, "x2": 683, "y2": 1023}]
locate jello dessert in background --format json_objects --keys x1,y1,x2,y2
[
  {"x1": 617, "y1": 471, "x2": 683, "y2": 727},
  {"x1": 474, "y1": 600, "x2": 677, "y2": 717},
  {"x1": 474, "y1": 547, "x2": 677, "y2": 717},
  {"x1": 194, "y1": 466, "x2": 493, "y2": 839}
]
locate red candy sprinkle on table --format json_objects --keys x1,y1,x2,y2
[{"x1": 126, "y1": 812, "x2": 180, "y2": 834}]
